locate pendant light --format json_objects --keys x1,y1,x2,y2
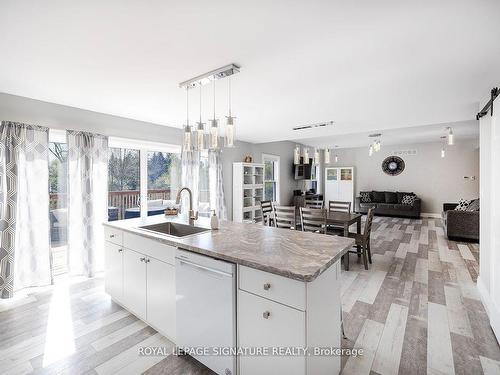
[
  {"x1": 294, "y1": 145, "x2": 301, "y2": 164},
  {"x1": 447, "y1": 127, "x2": 454, "y2": 145},
  {"x1": 209, "y1": 80, "x2": 219, "y2": 150},
  {"x1": 440, "y1": 135, "x2": 446, "y2": 158},
  {"x1": 314, "y1": 148, "x2": 320, "y2": 164},
  {"x1": 182, "y1": 87, "x2": 192, "y2": 151},
  {"x1": 225, "y1": 77, "x2": 235, "y2": 148},
  {"x1": 303, "y1": 147, "x2": 309, "y2": 163},
  {"x1": 369, "y1": 144, "x2": 374, "y2": 156},
  {"x1": 324, "y1": 148, "x2": 331, "y2": 164},
  {"x1": 194, "y1": 85, "x2": 205, "y2": 151}
]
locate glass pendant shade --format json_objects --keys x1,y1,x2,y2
[
  {"x1": 195, "y1": 122, "x2": 205, "y2": 151},
  {"x1": 441, "y1": 148, "x2": 446, "y2": 158},
  {"x1": 324, "y1": 148, "x2": 330, "y2": 164},
  {"x1": 447, "y1": 128, "x2": 454, "y2": 146},
  {"x1": 369, "y1": 145, "x2": 374, "y2": 156},
  {"x1": 294, "y1": 146, "x2": 301, "y2": 165},
  {"x1": 335, "y1": 154, "x2": 339, "y2": 163},
  {"x1": 209, "y1": 119, "x2": 219, "y2": 150},
  {"x1": 183, "y1": 125, "x2": 192, "y2": 151},
  {"x1": 314, "y1": 149, "x2": 320, "y2": 165},
  {"x1": 303, "y1": 148, "x2": 309, "y2": 163},
  {"x1": 225, "y1": 116, "x2": 235, "y2": 148}
]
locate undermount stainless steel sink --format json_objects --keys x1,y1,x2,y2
[{"x1": 139, "y1": 222, "x2": 210, "y2": 238}]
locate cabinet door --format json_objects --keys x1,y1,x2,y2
[
  {"x1": 238, "y1": 290, "x2": 306, "y2": 375},
  {"x1": 104, "y1": 241, "x2": 123, "y2": 301},
  {"x1": 122, "y1": 248, "x2": 147, "y2": 320},
  {"x1": 147, "y1": 258, "x2": 176, "y2": 341}
]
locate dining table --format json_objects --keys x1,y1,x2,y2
[{"x1": 325, "y1": 211, "x2": 363, "y2": 237}]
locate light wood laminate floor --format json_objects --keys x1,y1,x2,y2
[{"x1": 0, "y1": 217, "x2": 499, "y2": 375}]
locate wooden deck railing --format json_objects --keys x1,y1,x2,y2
[{"x1": 50, "y1": 189, "x2": 173, "y2": 220}]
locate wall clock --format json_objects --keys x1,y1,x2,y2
[{"x1": 382, "y1": 156, "x2": 405, "y2": 176}]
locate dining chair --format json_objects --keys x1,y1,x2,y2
[
  {"x1": 304, "y1": 199, "x2": 324, "y2": 209},
  {"x1": 328, "y1": 201, "x2": 351, "y2": 213},
  {"x1": 345, "y1": 207, "x2": 374, "y2": 270},
  {"x1": 299, "y1": 207, "x2": 327, "y2": 234},
  {"x1": 274, "y1": 206, "x2": 297, "y2": 230},
  {"x1": 260, "y1": 200, "x2": 274, "y2": 226}
]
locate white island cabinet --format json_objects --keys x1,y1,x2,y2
[
  {"x1": 103, "y1": 227, "x2": 177, "y2": 342},
  {"x1": 238, "y1": 263, "x2": 341, "y2": 375},
  {"x1": 103, "y1": 222, "x2": 345, "y2": 375}
]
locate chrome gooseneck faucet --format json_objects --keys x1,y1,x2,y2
[{"x1": 175, "y1": 187, "x2": 198, "y2": 225}]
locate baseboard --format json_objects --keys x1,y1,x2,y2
[
  {"x1": 477, "y1": 276, "x2": 500, "y2": 343},
  {"x1": 421, "y1": 212, "x2": 441, "y2": 218}
]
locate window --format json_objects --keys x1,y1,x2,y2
[
  {"x1": 263, "y1": 154, "x2": 280, "y2": 203},
  {"x1": 198, "y1": 152, "x2": 211, "y2": 217},
  {"x1": 147, "y1": 151, "x2": 181, "y2": 215},
  {"x1": 49, "y1": 141, "x2": 68, "y2": 276},
  {"x1": 108, "y1": 137, "x2": 181, "y2": 220},
  {"x1": 108, "y1": 147, "x2": 140, "y2": 220}
]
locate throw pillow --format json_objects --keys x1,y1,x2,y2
[
  {"x1": 465, "y1": 198, "x2": 480, "y2": 212},
  {"x1": 384, "y1": 192, "x2": 398, "y2": 204},
  {"x1": 360, "y1": 192, "x2": 372, "y2": 203},
  {"x1": 372, "y1": 191, "x2": 386, "y2": 203},
  {"x1": 401, "y1": 194, "x2": 417, "y2": 205},
  {"x1": 455, "y1": 198, "x2": 471, "y2": 211},
  {"x1": 397, "y1": 191, "x2": 414, "y2": 204}
]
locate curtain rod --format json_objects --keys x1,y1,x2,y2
[{"x1": 476, "y1": 87, "x2": 499, "y2": 120}]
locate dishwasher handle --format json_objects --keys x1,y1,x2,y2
[{"x1": 177, "y1": 258, "x2": 234, "y2": 278}]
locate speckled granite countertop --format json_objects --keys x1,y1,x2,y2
[{"x1": 103, "y1": 215, "x2": 354, "y2": 282}]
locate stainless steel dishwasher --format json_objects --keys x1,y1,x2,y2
[{"x1": 175, "y1": 249, "x2": 236, "y2": 375}]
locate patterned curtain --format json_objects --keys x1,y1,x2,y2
[
  {"x1": 67, "y1": 131, "x2": 108, "y2": 277},
  {"x1": 181, "y1": 150, "x2": 200, "y2": 214},
  {"x1": 0, "y1": 121, "x2": 51, "y2": 298},
  {"x1": 208, "y1": 149, "x2": 227, "y2": 220}
]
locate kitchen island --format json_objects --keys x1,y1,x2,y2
[{"x1": 103, "y1": 215, "x2": 354, "y2": 375}]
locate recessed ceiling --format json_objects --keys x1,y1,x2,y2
[
  {"x1": 293, "y1": 120, "x2": 479, "y2": 149},
  {"x1": 0, "y1": 1, "x2": 499, "y2": 144}
]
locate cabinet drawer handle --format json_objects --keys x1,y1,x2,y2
[
  {"x1": 109, "y1": 234, "x2": 115, "y2": 238},
  {"x1": 145, "y1": 258, "x2": 151, "y2": 263},
  {"x1": 140, "y1": 257, "x2": 146, "y2": 262},
  {"x1": 263, "y1": 311, "x2": 270, "y2": 319},
  {"x1": 263, "y1": 283, "x2": 271, "y2": 291},
  {"x1": 118, "y1": 248, "x2": 123, "y2": 252}
]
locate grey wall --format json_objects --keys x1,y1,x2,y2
[
  {"x1": 0, "y1": 92, "x2": 183, "y2": 143},
  {"x1": 222, "y1": 140, "x2": 301, "y2": 219},
  {"x1": 320, "y1": 140, "x2": 479, "y2": 214}
]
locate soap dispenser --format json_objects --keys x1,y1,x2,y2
[{"x1": 210, "y1": 210, "x2": 219, "y2": 230}]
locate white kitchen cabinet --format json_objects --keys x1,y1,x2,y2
[
  {"x1": 238, "y1": 290, "x2": 306, "y2": 375},
  {"x1": 147, "y1": 258, "x2": 176, "y2": 341},
  {"x1": 122, "y1": 248, "x2": 147, "y2": 320},
  {"x1": 104, "y1": 242, "x2": 123, "y2": 302},
  {"x1": 238, "y1": 262, "x2": 341, "y2": 375},
  {"x1": 104, "y1": 229, "x2": 177, "y2": 341}
]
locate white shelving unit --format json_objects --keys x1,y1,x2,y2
[
  {"x1": 324, "y1": 166, "x2": 355, "y2": 209},
  {"x1": 233, "y1": 162, "x2": 265, "y2": 223}
]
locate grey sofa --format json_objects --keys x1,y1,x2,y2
[
  {"x1": 355, "y1": 191, "x2": 421, "y2": 219},
  {"x1": 442, "y1": 203, "x2": 479, "y2": 242}
]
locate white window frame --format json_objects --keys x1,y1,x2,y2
[
  {"x1": 108, "y1": 136, "x2": 181, "y2": 218},
  {"x1": 262, "y1": 153, "x2": 280, "y2": 204}
]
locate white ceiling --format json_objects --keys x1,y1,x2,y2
[
  {"x1": 1, "y1": 1, "x2": 499, "y2": 144},
  {"x1": 293, "y1": 120, "x2": 479, "y2": 149}
]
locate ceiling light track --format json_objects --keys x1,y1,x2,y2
[
  {"x1": 179, "y1": 64, "x2": 240, "y2": 89},
  {"x1": 476, "y1": 87, "x2": 499, "y2": 120}
]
